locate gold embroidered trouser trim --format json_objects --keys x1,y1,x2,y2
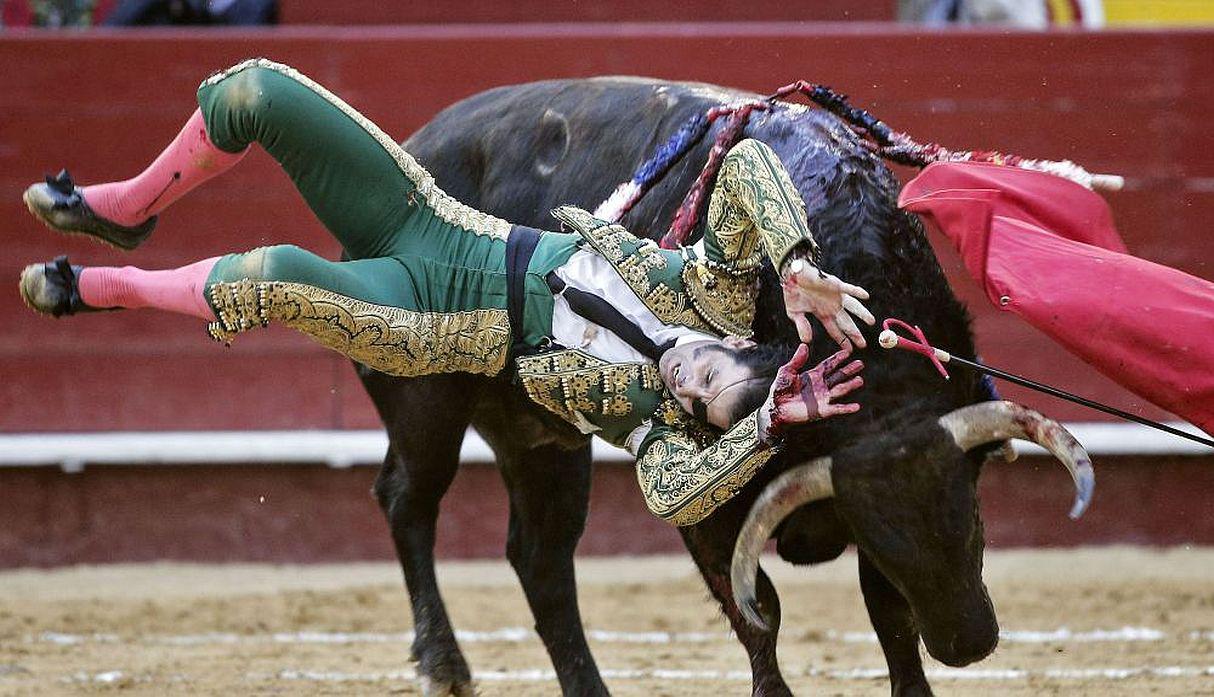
[
  {"x1": 206, "y1": 279, "x2": 511, "y2": 377},
  {"x1": 201, "y1": 58, "x2": 512, "y2": 241},
  {"x1": 635, "y1": 410, "x2": 777, "y2": 526}
]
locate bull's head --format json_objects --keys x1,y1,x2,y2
[{"x1": 731, "y1": 400, "x2": 1092, "y2": 666}]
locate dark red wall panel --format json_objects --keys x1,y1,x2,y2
[
  {"x1": 1, "y1": 27, "x2": 1211, "y2": 433},
  {"x1": 1, "y1": 455, "x2": 1211, "y2": 567}
]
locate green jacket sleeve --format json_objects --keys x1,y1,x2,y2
[
  {"x1": 634, "y1": 409, "x2": 779, "y2": 526},
  {"x1": 700, "y1": 138, "x2": 821, "y2": 275}
]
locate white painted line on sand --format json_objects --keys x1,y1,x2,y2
[
  {"x1": 997, "y1": 626, "x2": 1167, "y2": 643},
  {"x1": 30, "y1": 624, "x2": 1196, "y2": 648},
  {"x1": 258, "y1": 664, "x2": 1214, "y2": 683},
  {"x1": 53, "y1": 665, "x2": 1214, "y2": 686}
]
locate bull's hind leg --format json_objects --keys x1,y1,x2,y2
[
  {"x1": 858, "y1": 551, "x2": 933, "y2": 697},
  {"x1": 681, "y1": 506, "x2": 793, "y2": 697},
  {"x1": 365, "y1": 370, "x2": 479, "y2": 696}
]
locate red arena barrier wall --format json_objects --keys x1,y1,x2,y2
[
  {"x1": 2, "y1": 456, "x2": 1212, "y2": 566},
  {"x1": 0, "y1": 26, "x2": 1211, "y2": 564}
]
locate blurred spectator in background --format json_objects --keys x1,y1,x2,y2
[
  {"x1": 8, "y1": 0, "x2": 95, "y2": 26},
  {"x1": 899, "y1": 0, "x2": 1105, "y2": 27},
  {"x1": 0, "y1": 0, "x2": 274, "y2": 25},
  {"x1": 104, "y1": 0, "x2": 275, "y2": 25}
]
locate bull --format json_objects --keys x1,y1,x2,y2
[{"x1": 360, "y1": 77, "x2": 1092, "y2": 696}]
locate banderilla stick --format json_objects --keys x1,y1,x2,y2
[{"x1": 878, "y1": 320, "x2": 1214, "y2": 449}]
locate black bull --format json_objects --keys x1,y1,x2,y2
[{"x1": 359, "y1": 77, "x2": 1090, "y2": 696}]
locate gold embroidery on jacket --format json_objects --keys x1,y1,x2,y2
[
  {"x1": 682, "y1": 264, "x2": 757, "y2": 338},
  {"x1": 654, "y1": 398, "x2": 690, "y2": 428},
  {"x1": 206, "y1": 279, "x2": 510, "y2": 377},
  {"x1": 517, "y1": 350, "x2": 664, "y2": 428},
  {"x1": 517, "y1": 351, "x2": 606, "y2": 426},
  {"x1": 706, "y1": 194, "x2": 763, "y2": 273},
  {"x1": 636, "y1": 410, "x2": 777, "y2": 526},
  {"x1": 602, "y1": 395, "x2": 632, "y2": 417},
  {"x1": 203, "y1": 58, "x2": 512, "y2": 240},
  {"x1": 707, "y1": 139, "x2": 819, "y2": 271},
  {"x1": 551, "y1": 206, "x2": 719, "y2": 335}
]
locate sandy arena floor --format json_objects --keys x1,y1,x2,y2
[{"x1": 0, "y1": 548, "x2": 1212, "y2": 695}]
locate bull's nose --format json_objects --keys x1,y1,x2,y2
[{"x1": 929, "y1": 626, "x2": 999, "y2": 667}]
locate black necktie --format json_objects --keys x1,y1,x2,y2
[{"x1": 546, "y1": 272, "x2": 675, "y2": 362}]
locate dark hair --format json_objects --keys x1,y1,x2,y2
[{"x1": 721, "y1": 342, "x2": 797, "y2": 426}]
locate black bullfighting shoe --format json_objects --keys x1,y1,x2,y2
[
  {"x1": 18, "y1": 256, "x2": 103, "y2": 317},
  {"x1": 22, "y1": 170, "x2": 156, "y2": 250}
]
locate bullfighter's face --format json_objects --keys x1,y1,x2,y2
[{"x1": 658, "y1": 336, "x2": 763, "y2": 429}]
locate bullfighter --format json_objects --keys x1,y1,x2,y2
[{"x1": 18, "y1": 59, "x2": 873, "y2": 525}]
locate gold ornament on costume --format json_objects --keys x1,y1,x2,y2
[
  {"x1": 682, "y1": 263, "x2": 756, "y2": 337},
  {"x1": 548, "y1": 139, "x2": 821, "y2": 343},
  {"x1": 206, "y1": 279, "x2": 510, "y2": 377},
  {"x1": 707, "y1": 139, "x2": 820, "y2": 270},
  {"x1": 636, "y1": 410, "x2": 777, "y2": 527},
  {"x1": 550, "y1": 206, "x2": 718, "y2": 334},
  {"x1": 517, "y1": 349, "x2": 665, "y2": 430}
]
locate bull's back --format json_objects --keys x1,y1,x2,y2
[
  {"x1": 402, "y1": 77, "x2": 984, "y2": 457},
  {"x1": 405, "y1": 77, "x2": 761, "y2": 229}
]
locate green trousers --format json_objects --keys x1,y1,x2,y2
[{"x1": 197, "y1": 59, "x2": 578, "y2": 377}]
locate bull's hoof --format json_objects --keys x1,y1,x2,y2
[
  {"x1": 23, "y1": 170, "x2": 156, "y2": 250},
  {"x1": 412, "y1": 644, "x2": 474, "y2": 697},
  {"x1": 420, "y1": 675, "x2": 476, "y2": 697},
  {"x1": 753, "y1": 681, "x2": 794, "y2": 696}
]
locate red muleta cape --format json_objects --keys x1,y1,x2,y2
[{"x1": 899, "y1": 161, "x2": 1214, "y2": 435}]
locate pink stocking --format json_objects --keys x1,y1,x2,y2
[
  {"x1": 77, "y1": 257, "x2": 220, "y2": 321},
  {"x1": 81, "y1": 109, "x2": 247, "y2": 226}
]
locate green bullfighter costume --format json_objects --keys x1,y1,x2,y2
[{"x1": 106, "y1": 60, "x2": 823, "y2": 526}]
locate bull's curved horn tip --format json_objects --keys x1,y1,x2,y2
[
  {"x1": 737, "y1": 593, "x2": 769, "y2": 631},
  {"x1": 1068, "y1": 463, "x2": 1095, "y2": 520},
  {"x1": 940, "y1": 401, "x2": 1094, "y2": 521}
]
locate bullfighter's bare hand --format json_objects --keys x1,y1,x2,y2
[
  {"x1": 762, "y1": 341, "x2": 864, "y2": 441},
  {"x1": 782, "y1": 258, "x2": 875, "y2": 348}
]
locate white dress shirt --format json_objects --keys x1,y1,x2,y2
[{"x1": 550, "y1": 248, "x2": 715, "y2": 363}]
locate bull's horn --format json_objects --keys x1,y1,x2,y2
[
  {"x1": 730, "y1": 457, "x2": 833, "y2": 629},
  {"x1": 938, "y1": 400, "x2": 1094, "y2": 519}
]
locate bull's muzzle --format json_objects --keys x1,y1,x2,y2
[{"x1": 729, "y1": 400, "x2": 1094, "y2": 629}]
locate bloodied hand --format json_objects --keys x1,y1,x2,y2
[
  {"x1": 782, "y1": 258, "x2": 875, "y2": 348},
  {"x1": 761, "y1": 341, "x2": 864, "y2": 441}
]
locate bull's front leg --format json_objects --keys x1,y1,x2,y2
[
  {"x1": 473, "y1": 391, "x2": 608, "y2": 696},
  {"x1": 857, "y1": 550, "x2": 933, "y2": 697},
  {"x1": 681, "y1": 502, "x2": 792, "y2": 697},
  {"x1": 497, "y1": 441, "x2": 608, "y2": 696},
  {"x1": 364, "y1": 370, "x2": 479, "y2": 697}
]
